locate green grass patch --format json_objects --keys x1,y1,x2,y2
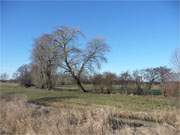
[{"x1": 0, "y1": 83, "x2": 176, "y2": 111}]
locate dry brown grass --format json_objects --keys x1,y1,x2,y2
[{"x1": 0, "y1": 95, "x2": 180, "y2": 135}]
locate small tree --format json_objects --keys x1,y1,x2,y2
[
  {"x1": 92, "y1": 74, "x2": 104, "y2": 93},
  {"x1": 132, "y1": 70, "x2": 144, "y2": 95},
  {"x1": 156, "y1": 66, "x2": 171, "y2": 96},
  {"x1": 143, "y1": 68, "x2": 159, "y2": 90},
  {"x1": 16, "y1": 64, "x2": 32, "y2": 87},
  {"x1": 119, "y1": 71, "x2": 132, "y2": 94},
  {"x1": 102, "y1": 72, "x2": 116, "y2": 94},
  {"x1": 162, "y1": 72, "x2": 180, "y2": 97}
]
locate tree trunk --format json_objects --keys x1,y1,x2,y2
[
  {"x1": 148, "y1": 83, "x2": 152, "y2": 90},
  {"x1": 148, "y1": 80, "x2": 154, "y2": 90},
  {"x1": 75, "y1": 77, "x2": 88, "y2": 92},
  {"x1": 64, "y1": 57, "x2": 88, "y2": 92},
  {"x1": 47, "y1": 70, "x2": 53, "y2": 90}
]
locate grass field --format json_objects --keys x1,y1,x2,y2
[
  {"x1": 0, "y1": 83, "x2": 176, "y2": 111},
  {"x1": 1, "y1": 82, "x2": 180, "y2": 135}
]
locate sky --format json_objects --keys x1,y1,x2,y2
[{"x1": 0, "y1": 0, "x2": 179, "y2": 77}]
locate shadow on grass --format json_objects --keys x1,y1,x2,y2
[
  {"x1": 29, "y1": 96, "x2": 78, "y2": 106},
  {"x1": 53, "y1": 87, "x2": 80, "y2": 92}
]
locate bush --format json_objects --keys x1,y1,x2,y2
[
  {"x1": 92, "y1": 73, "x2": 114, "y2": 94},
  {"x1": 162, "y1": 81, "x2": 180, "y2": 97}
]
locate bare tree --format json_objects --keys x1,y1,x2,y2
[
  {"x1": 156, "y1": 66, "x2": 171, "y2": 83},
  {"x1": 0, "y1": 73, "x2": 9, "y2": 82},
  {"x1": 143, "y1": 68, "x2": 159, "y2": 90},
  {"x1": 32, "y1": 34, "x2": 59, "y2": 89},
  {"x1": 161, "y1": 72, "x2": 180, "y2": 97},
  {"x1": 119, "y1": 71, "x2": 132, "y2": 94},
  {"x1": 102, "y1": 72, "x2": 116, "y2": 94},
  {"x1": 156, "y1": 66, "x2": 171, "y2": 96},
  {"x1": 53, "y1": 26, "x2": 109, "y2": 92},
  {"x1": 16, "y1": 64, "x2": 32, "y2": 87},
  {"x1": 92, "y1": 73, "x2": 104, "y2": 93},
  {"x1": 172, "y1": 48, "x2": 180, "y2": 72},
  {"x1": 132, "y1": 70, "x2": 144, "y2": 95}
]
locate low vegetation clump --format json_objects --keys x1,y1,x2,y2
[{"x1": 0, "y1": 95, "x2": 179, "y2": 135}]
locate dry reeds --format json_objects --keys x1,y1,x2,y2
[{"x1": 0, "y1": 95, "x2": 179, "y2": 135}]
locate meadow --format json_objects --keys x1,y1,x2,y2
[{"x1": 0, "y1": 83, "x2": 176, "y2": 111}]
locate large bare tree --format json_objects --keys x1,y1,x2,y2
[
  {"x1": 32, "y1": 34, "x2": 59, "y2": 89},
  {"x1": 53, "y1": 26, "x2": 109, "y2": 92}
]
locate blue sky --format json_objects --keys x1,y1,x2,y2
[{"x1": 1, "y1": 0, "x2": 179, "y2": 77}]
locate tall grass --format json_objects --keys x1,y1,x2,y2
[{"x1": 0, "y1": 95, "x2": 179, "y2": 135}]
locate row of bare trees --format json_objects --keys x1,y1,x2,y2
[{"x1": 90, "y1": 66, "x2": 179, "y2": 95}]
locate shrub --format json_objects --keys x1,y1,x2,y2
[
  {"x1": 92, "y1": 72, "x2": 114, "y2": 94},
  {"x1": 162, "y1": 81, "x2": 180, "y2": 97}
]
